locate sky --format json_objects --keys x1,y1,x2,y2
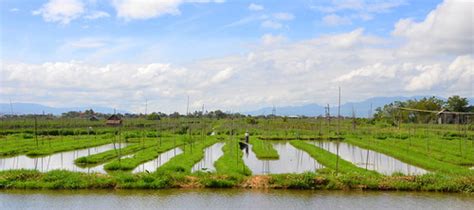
[{"x1": 0, "y1": 0, "x2": 473, "y2": 113}]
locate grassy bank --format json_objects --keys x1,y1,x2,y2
[
  {"x1": 0, "y1": 170, "x2": 472, "y2": 193},
  {"x1": 155, "y1": 136, "x2": 220, "y2": 174},
  {"x1": 249, "y1": 138, "x2": 279, "y2": 159},
  {"x1": 215, "y1": 139, "x2": 251, "y2": 176}
]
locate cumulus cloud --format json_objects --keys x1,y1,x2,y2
[
  {"x1": 322, "y1": 14, "x2": 351, "y2": 26},
  {"x1": 248, "y1": 3, "x2": 264, "y2": 11},
  {"x1": 393, "y1": 0, "x2": 474, "y2": 56},
  {"x1": 273, "y1": 12, "x2": 294, "y2": 21},
  {"x1": 261, "y1": 34, "x2": 287, "y2": 46},
  {"x1": 334, "y1": 55, "x2": 473, "y2": 96},
  {"x1": 84, "y1": 11, "x2": 110, "y2": 19},
  {"x1": 112, "y1": 0, "x2": 224, "y2": 20},
  {"x1": 261, "y1": 20, "x2": 282, "y2": 29},
  {"x1": 33, "y1": 0, "x2": 85, "y2": 24}
]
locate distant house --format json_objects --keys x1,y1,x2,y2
[
  {"x1": 437, "y1": 109, "x2": 471, "y2": 124},
  {"x1": 89, "y1": 115, "x2": 99, "y2": 121},
  {"x1": 106, "y1": 114, "x2": 122, "y2": 126}
]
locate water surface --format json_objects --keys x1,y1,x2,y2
[
  {"x1": 242, "y1": 142, "x2": 324, "y2": 175},
  {"x1": 308, "y1": 141, "x2": 427, "y2": 175},
  {"x1": 1, "y1": 189, "x2": 472, "y2": 210},
  {"x1": 133, "y1": 148, "x2": 183, "y2": 173},
  {"x1": 191, "y1": 142, "x2": 224, "y2": 173}
]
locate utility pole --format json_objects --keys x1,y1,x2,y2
[
  {"x1": 9, "y1": 99, "x2": 14, "y2": 115},
  {"x1": 145, "y1": 98, "x2": 148, "y2": 116},
  {"x1": 336, "y1": 87, "x2": 341, "y2": 175},
  {"x1": 186, "y1": 95, "x2": 190, "y2": 116}
]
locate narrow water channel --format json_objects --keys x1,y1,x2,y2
[
  {"x1": 1, "y1": 189, "x2": 472, "y2": 210},
  {"x1": 191, "y1": 142, "x2": 224, "y2": 173},
  {"x1": 133, "y1": 148, "x2": 183, "y2": 173},
  {"x1": 242, "y1": 142, "x2": 324, "y2": 175},
  {"x1": 307, "y1": 141, "x2": 427, "y2": 175},
  {"x1": 0, "y1": 143, "x2": 128, "y2": 173}
]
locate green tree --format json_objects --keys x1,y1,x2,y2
[
  {"x1": 446, "y1": 95, "x2": 468, "y2": 112},
  {"x1": 146, "y1": 112, "x2": 161, "y2": 120}
]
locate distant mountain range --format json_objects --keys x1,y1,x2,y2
[
  {"x1": 245, "y1": 96, "x2": 474, "y2": 117},
  {"x1": 0, "y1": 103, "x2": 128, "y2": 115},
  {"x1": 1, "y1": 96, "x2": 472, "y2": 117}
]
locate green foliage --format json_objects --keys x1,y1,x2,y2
[
  {"x1": 249, "y1": 138, "x2": 279, "y2": 159},
  {"x1": 155, "y1": 137, "x2": 219, "y2": 174},
  {"x1": 446, "y1": 95, "x2": 469, "y2": 112}
]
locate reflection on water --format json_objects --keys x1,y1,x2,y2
[
  {"x1": 133, "y1": 148, "x2": 183, "y2": 173},
  {"x1": 191, "y1": 143, "x2": 224, "y2": 173},
  {"x1": 0, "y1": 143, "x2": 127, "y2": 173},
  {"x1": 242, "y1": 142, "x2": 324, "y2": 175},
  {"x1": 308, "y1": 141, "x2": 427, "y2": 175},
  {"x1": 1, "y1": 189, "x2": 473, "y2": 210}
]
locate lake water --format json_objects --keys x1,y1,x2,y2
[
  {"x1": 242, "y1": 142, "x2": 324, "y2": 175},
  {"x1": 133, "y1": 148, "x2": 183, "y2": 173},
  {"x1": 0, "y1": 189, "x2": 472, "y2": 210},
  {"x1": 191, "y1": 142, "x2": 225, "y2": 173},
  {"x1": 307, "y1": 141, "x2": 427, "y2": 175},
  {"x1": 0, "y1": 143, "x2": 127, "y2": 173}
]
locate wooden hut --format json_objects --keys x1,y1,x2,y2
[
  {"x1": 437, "y1": 109, "x2": 453, "y2": 124},
  {"x1": 106, "y1": 114, "x2": 122, "y2": 126}
]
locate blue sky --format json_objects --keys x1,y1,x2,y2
[
  {"x1": 0, "y1": 0, "x2": 472, "y2": 113},
  {"x1": 1, "y1": 0, "x2": 440, "y2": 63}
]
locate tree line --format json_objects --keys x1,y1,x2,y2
[{"x1": 373, "y1": 95, "x2": 473, "y2": 123}]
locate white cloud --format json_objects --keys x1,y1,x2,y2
[
  {"x1": 273, "y1": 12, "x2": 294, "y2": 21},
  {"x1": 112, "y1": 0, "x2": 224, "y2": 20},
  {"x1": 314, "y1": 0, "x2": 405, "y2": 25},
  {"x1": 248, "y1": 3, "x2": 264, "y2": 11},
  {"x1": 61, "y1": 38, "x2": 108, "y2": 49},
  {"x1": 334, "y1": 54, "x2": 473, "y2": 96},
  {"x1": 393, "y1": 0, "x2": 474, "y2": 56},
  {"x1": 10, "y1": 8, "x2": 20, "y2": 12},
  {"x1": 210, "y1": 67, "x2": 234, "y2": 84},
  {"x1": 313, "y1": 0, "x2": 405, "y2": 14},
  {"x1": 322, "y1": 14, "x2": 351, "y2": 26},
  {"x1": 33, "y1": 0, "x2": 85, "y2": 24},
  {"x1": 84, "y1": 10, "x2": 110, "y2": 19},
  {"x1": 406, "y1": 55, "x2": 474, "y2": 92},
  {"x1": 261, "y1": 20, "x2": 282, "y2": 29},
  {"x1": 261, "y1": 34, "x2": 287, "y2": 46}
]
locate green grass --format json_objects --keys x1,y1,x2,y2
[
  {"x1": 214, "y1": 139, "x2": 251, "y2": 176},
  {"x1": 0, "y1": 135, "x2": 112, "y2": 157},
  {"x1": 155, "y1": 136, "x2": 220, "y2": 174},
  {"x1": 104, "y1": 137, "x2": 185, "y2": 171},
  {"x1": 74, "y1": 140, "x2": 154, "y2": 166},
  {"x1": 249, "y1": 138, "x2": 279, "y2": 159},
  {"x1": 290, "y1": 140, "x2": 380, "y2": 176}
]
